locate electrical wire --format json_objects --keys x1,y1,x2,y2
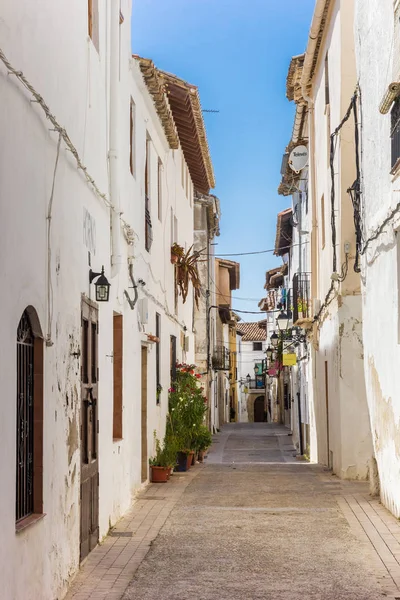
[
  {"x1": 211, "y1": 241, "x2": 307, "y2": 257},
  {"x1": 0, "y1": 47, "x2": 134, "y2": 242}
]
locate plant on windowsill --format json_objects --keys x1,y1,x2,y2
[
  {"x1": 175, "y1": 246, "x2": 201, "y2": 308},
  {"x1": 171, "y1": 242, "x2": 184, "y2": 264}
]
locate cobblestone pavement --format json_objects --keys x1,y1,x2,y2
[{"x1": 66, "y1": 424, "x2": 400, "y2": 599}]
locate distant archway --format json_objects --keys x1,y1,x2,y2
[{"x1": 254, "y1": 396, "x2": 265, "y2": 423}]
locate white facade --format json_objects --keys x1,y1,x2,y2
[
  {"x1": 305, "y1": 0, "x2": 373, "y2": 479},
  {"x1": 237, "y1": 325, "x2": 266, "y2": 423},
  {"x1": 355, "y1": 0, "x2": 400, "y2": 514},
  {"x1": 0, "y1": 1, "x2": 211, "y2": 597}
]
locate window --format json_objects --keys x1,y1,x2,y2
[
  {"x1": 391, "y1": 98, "x2": 400, "y2": 171},
  {"x1": 130, "y1": 98, "x2": 136, "y2": 177},
  {"x1": 113, "y1": 314, "x2": 123, "y2": 440},
  {"x1": 253, "y1": 342, "x2": 262, "y2": 351},
  {"x1": 157, "y1": 159, "x2": 162, "y2": 221},
  {"x1": 145, "y1": 137, "x2": 153, "y2": 252},
  {"x1": 16, "y1": 308, "x2": 44, "y2": 527},
  {"x1": 324, "y1": 54, "x2": 330, "y2": 106},
  {"x1": 156, "y1": 314, "x2": 161, "y2": 404},
  {"x1": 170, "y1": 336, "x2": 177, "y2": 385},
  {"x1": 88, "y1": 0, "x2": 99, "y2": 52},
  {"x1": 321, "y1": 194, "x2": 326, "y2": 249}
]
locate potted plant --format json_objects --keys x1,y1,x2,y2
[
  {"x1": 171, "y1": 242, "x2": 184, "y2": 264},
  {"x1": 193, "y1": 425, "x2": 212, "y2": 462},
  {"x1": 175, "y1": 246, "x2": 202, "y2": 308},
  {"x1": 149, "y1": 432, "x2": 169, "y2": 483},
  {"x1": 167, "y1": 363, "x2": 208, "y2": 471}
]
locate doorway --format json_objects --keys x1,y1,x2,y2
[
  {"x1": 141, "y1": 346, "x2": 148, "y2": 482},
  {"x1": 80, "y1": 298, "x2": 99, "y2": 562},
  {"x1": 254, "y1": 396, "x2": 265, "y2": 422}
]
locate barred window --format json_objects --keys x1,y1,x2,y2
[
  {"x1": 16, "y1": 309, "x2": 44, "y2": 527},
  {"x1": 391, "y1": 98, "x2": 400, "y2": 171}
]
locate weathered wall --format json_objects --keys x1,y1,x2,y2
[
  {"x1": 0, "y1": 1, "x2": 196, "y2": 597},
  {"x1": 355, "y1": 0, "x2": 400, "y2": 513},
  {"x1": 308, "y1": 0, "x2": 373, "y2": 479}
]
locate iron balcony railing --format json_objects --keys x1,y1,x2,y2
[
  {"x1": 391, "y1": 98, "x2": 400, "y2": 170},
  {"x1": 292, "y1": 273, "x2": 311, "y2": 323},
  {"x1": 212, "y1": 345, "x2": 231, "y2": 371},
  {"x1": 145, "y1": 195, "x2": 153, "y2": 252},
  {"x1": 248, "y1": 376, "x2": 265, "y2": 390}
]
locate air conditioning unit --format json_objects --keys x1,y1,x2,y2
[
  {"x1": 138, "y1": 298, "x2": 148, "y2": 324},
  {"x1": 313, "y1": 298, "x2": 321, "y2": 316}
]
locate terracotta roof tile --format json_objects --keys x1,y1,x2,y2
[{"x1": 236, "y1": 322, "x2": 267, "y2": 342}]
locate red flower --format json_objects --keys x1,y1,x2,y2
[{"x1": 195, "y1": 374, "x2": 201, "y2": 379}]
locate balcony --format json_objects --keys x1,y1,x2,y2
[
  {"x1": 292, "y1": 273, "x2": 311, "y2": 323},
  {"x1": 212, "y1": 345, "x2": 231, "y2": 371},
  {"x1": 247, "y1": 376, "x2": 265, "y2": 390}
]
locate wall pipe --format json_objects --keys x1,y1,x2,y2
[{"x1": 109, "y1": 0, "x2": 122, "y2": 277}]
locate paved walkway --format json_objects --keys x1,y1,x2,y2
[{"x1": 65, "y1": 424, "x2": 400, "y2": 599}]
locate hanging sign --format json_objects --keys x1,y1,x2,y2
[{"x1": 283, "y1": 353, "x2": 297, "y2": 366}]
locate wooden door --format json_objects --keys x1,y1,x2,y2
[
  {"x1": 141, "y1": 346, "x2": 148, "y2": 483},
  {"x1": 254, "y1": 396, "x2": 265, "y2": 422},
  {"x1": 80, "y1": 298, "x2": 99, "y2": 562}
]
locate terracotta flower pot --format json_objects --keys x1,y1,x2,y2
[
  {"x1": 150, "y1": 466, "x2": 169, "y2": 483},
  {"x1": 189, "y1": 451, "x2": 195, "y2": 466}
]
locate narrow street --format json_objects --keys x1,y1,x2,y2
[{"x1": 67, "y1": 425, "x2": 400, "y2": 600}]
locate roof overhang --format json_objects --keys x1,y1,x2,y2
[
  {"x1": 217, "y1": 259, "x2": 240, "y2": 291},
  {"x1": 263, "y1": 263, "x2": 288, "y2": 290},
  {"x1": 160, "y1": 70, "x2": 215, "y2": 194},
  {"x1": 274, "y1": 209, "x2": 293, "y2": 256},
  {"x1": 134, "y1": 56, "x2": 215, "y2": 193},
  {"x1": 133, "y1": 56, "x2": 179, "y2": 149},
  {"x1": 300, "y1": 0, "x2": 332, "y2": 98}
]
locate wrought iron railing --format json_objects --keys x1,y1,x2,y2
[
  {"x1": 248, "y1": 376, "x2": 265, "y2": 389},
  {"x1": 212, "y1": 345, "x2": 231, "y2": 371},
  {"x1": 292, "y1": 273, "x2": 311, "y2": 323},
  {"x1": 391, "y1": 98, "x2": 400, "y2": 170},
  {"x1": 145, "y1": 195, "x2": 153, "y2": 252}
]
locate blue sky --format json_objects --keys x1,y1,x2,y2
[{"x1": 132, "y1": 0, "x2": 315, "y2": 321}]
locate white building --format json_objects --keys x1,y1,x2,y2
[
  {"x1": 236, "y1": 322, "x2": 267, "y2": 423},
  {"x1": 354, "y1": 0, "x2": 400, "y2": 514},
  {"x1": 0, "y1": 2, "x2": 214, "y2": 598}
]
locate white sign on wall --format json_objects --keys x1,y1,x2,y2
[{"x1": 83, "y1": 208, "x2": 96, "y2": 255}]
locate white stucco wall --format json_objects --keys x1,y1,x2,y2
[
  {"x1": 306, "y1": 0, "x2": 373, "y2": 478},
  {"x1": 0, "y1": 1, "x2": 197, "y2": 598},
  {"x1": 355, "y1": 0, "x2": 400, "y2": 513}
]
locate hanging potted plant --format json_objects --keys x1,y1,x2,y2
[
  {"x1": 171, "y1": 242, "x2": 184, "y2": 264},
  {"x1": 175, "y1": 246, "x2": 202, "y2": 308}
]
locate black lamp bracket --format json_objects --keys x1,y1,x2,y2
[{"x1": 89, "y1": 269, "x2": 102, "y2": 284}]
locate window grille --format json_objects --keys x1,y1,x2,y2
[{"x1": 16, "y1": 311, "x2": 34, "y2": 522}]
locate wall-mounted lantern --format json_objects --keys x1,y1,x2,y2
[{"x1": 89, "y1": 266, "x2": 111, "y2": 302}]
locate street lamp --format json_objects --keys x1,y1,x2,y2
[
  {"x1": 270, "y1": 332, "x2": 279, "y2": 348},
  {"x1": 89, "y1": 266, "x2": 111, "y2": 302},
  {"x1": 246, "y1": 373, "x2": 251, "y2": 384},
  {"x1": 276, "y1": 310, "x2": 292, "y2": 332},
  {"x1": 266, "y1": 346, "x2": 273, "y2": 360}
]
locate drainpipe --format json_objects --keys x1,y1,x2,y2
[
  {"x1": 109, "y1": 0, "x2": 122, "y2": 278},
  {"x1": 297, "y1": 391, "x2": 304, "y2": 456}
]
